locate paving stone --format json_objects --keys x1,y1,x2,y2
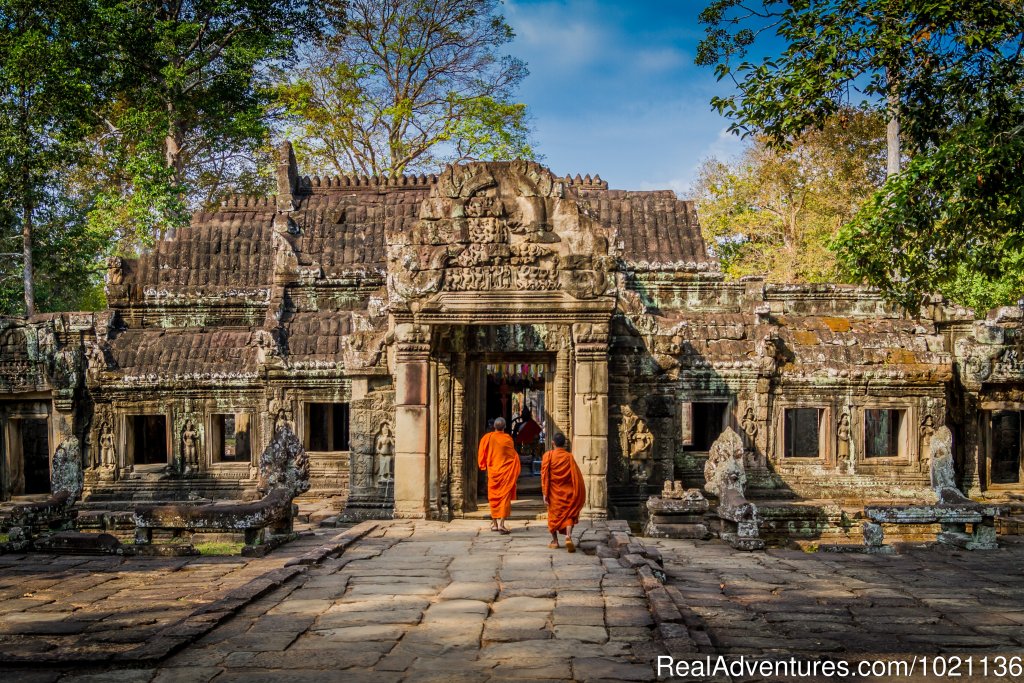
[
  {"x1": 491, "y1": 596, "x2": 554, "y2": 613},
  {"x1": 553, "y1": 624, "x2": 608, "y2": 643},
  {"x1": 492, "y1": 658, "x2": 572, "y2": 679},
  {"x1": 572, "y1": 657, "x2": 656, "y2": 682},
  {"x1": 438, "y1": 581, "x2": 499, "y2": 602},
  {"x1": 294, "y1": 624, "x2": 406, "y2": 642},
  {"x1": 151, "y1": 667, "x2": 223, "y2": 683},
  {"x1": 313, "y1": 608, "x2": 424, "y2": 629},
  {"x1": 552, "y1": 605, "x2": 605, "y2": 626}
]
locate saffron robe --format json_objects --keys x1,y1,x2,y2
[
  {"x1": 541, "y1": 447, "x2": 586, "y2": 534},
  {"x1": 478, "y1": 431, "x2": 521, "y2": 519}
]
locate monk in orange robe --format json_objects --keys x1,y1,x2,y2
[
  {"x1": 478, "y1": 417, "x2": 521, "y2": 534},
  {"x1": 541, "y1": 432, "x2": 586, "y2": 552}
]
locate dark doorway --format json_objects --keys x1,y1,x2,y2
[
  {"x1": 991, "y1": 410, "x2": 1022, "y2": 484},
  {"x1": 683, "y1": 402, "x2": 728, "y2": 452},
  {"x1": 132, "y1": 415, "x2": 168, "y2": 465},
  {"x1": 21, "y1": 419, "x2": 50, "y2": 494},
  {"x1": 479, "y1": 360, "x2": 548, "y2": 512}
]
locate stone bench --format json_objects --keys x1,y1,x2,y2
[
  {"x1": 133, "y1": 488, "x2": 294, "y2": 546},
  {"x1": 863, "y1": 502, "x2": 1003, "y2": 551}
]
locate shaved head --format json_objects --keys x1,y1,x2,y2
[{"x1": 494, "y1": 417, "x2": 506, "y2": 431}]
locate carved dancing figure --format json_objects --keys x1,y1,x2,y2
[
  {"x1": 99, "y1": 420, "x2": 116, "y2": 467},
  {"x1": 181, "y1": 419, "x2": 199, "y2": 469},
  {"x1": 628, "y1": 422, "x2": 655, "y2": 483},
  {"x1": 374, "y1": 422, "x2": 395, "y2": 485}
]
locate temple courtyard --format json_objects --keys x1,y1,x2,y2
[{"x1": 0, "y1": 511, "x2": 1022, "y2": 682}]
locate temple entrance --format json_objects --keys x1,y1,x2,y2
[{"x1": 469, "y1": 356, "x2": 554, "y2": 519}]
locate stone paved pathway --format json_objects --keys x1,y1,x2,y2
[
  {"x1": 0, "y1": 520, "x2": 658, "y2": 682},
  {"x1": 146, "y1": 520, "x2": 657, "y2": 683},
  {"x1": 653, "y1": 535, "x2": 1024, "y2": 678},
  {"x1": 5, "y1": 520, "x2": 1024, "y2": 682},
  {"x1": 0, "y1": 525, "x2": 341, "y2": 665}
]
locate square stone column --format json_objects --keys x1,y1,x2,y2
[
  {"x1": 393, "y1": 323, "x2": 431, "y2": 518},
  {"x1": 572, "y1": 323, "x2": 610, "y2": 519}
]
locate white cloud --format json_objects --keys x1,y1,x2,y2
[
  {"x1": 505, "y1": 1, "x2": 607, "y2": 71},
  {"x1": 702, "y1": 127, "x2": 747, "y2": 162},
  {"x1": 634, "y1": 47, "x2": 686, "y2": 72}
]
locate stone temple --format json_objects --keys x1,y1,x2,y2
[{"x1": 2, "y1": 143, "x2": 1023, "y2": 532}]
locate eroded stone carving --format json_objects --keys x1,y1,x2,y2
[
  {"x1": 257, "y1": 425, "x2": 310, "y2": 497},
  {"x1": 620, "y1": 405, "x2": 654, "y2": 484},
  {"x1": 930, "y1": 426, "x2": 967, "y2": 505},
  {"x1": 645, "y1": 482, "x2": 711, "y2": 539},
  {"x1": 703, "y1": 427, "x2": 764, "y2": 550}
]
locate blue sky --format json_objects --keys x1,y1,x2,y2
[{"x1": 503, "y1": 0, "x2": 746, "y2": 197}]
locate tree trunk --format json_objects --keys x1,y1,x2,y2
[
  {"x1": 165, "y1": 104, "x2": 183, "y2": 182},
  {"x1": 886, "y1": 70, "x2": 901, "y2": 177},
  {"x1": 22, "y1": 202, "x2": 35, "y2": 317},
  {"x1": 163, "y1": 99, "x2": 184, "y2": 240}
]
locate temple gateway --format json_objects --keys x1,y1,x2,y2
[{"x1": 2, "y1": 143, "x2": 1023, "y2": 528}]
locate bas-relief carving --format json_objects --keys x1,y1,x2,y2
[
  {"x1": 180, "y1": 418, "x2": 200, "y2": 475},
  {"x1": 373, "y1": 422, "x2": 395, "y2": 486},
  {"x1": 98, "y1": 419, "x2": 117, "y2": 469},
  {"x1": 919, "y1": 414, "x2": 935, "y2": 467},
  {"x1": 619, "y1": 405, "x2": 654, "y2": 485},
  {"x1": 386, "y1": 161, "x2": 613, "y2": 308},
  {"x1": 348, "y1": 390, "x2": 396, "y2": 500},
  {"x1": 268, "y1": 389, "x2": 295, "y2": 435},
  {"x1": 837, "y1": 411, "x2": 852, "y2": 472}
]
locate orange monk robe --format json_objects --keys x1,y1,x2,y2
[
  {"x1": 478, "y1": 431, "x2": 521, "y2": 519},
  {"x1": 541, "y1": 447, "x2": 586, "y2": 535}
]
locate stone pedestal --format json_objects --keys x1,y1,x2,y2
[{"x1": 643, "y1": 484, "x2": 711, "y2": 539}]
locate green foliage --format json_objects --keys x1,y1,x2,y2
[
  {"x1": 834, "y1": 111, "x2": 1024, "y2": 312},
  {"x1": 699, "y1": 0, "x2": 1024, "y2": 311},
  {"x1": 89, "y1": 0, "x2": 317, "y2": 241},
  {"x1": 275, "y1": 0, "x2": 535, "y2": 177},
  {"x1": 694, "y1": 110, "x2": 885, "y2": 283},
  {"x1": 0, "y1": 0, "x2": 104, "y2": 315}
]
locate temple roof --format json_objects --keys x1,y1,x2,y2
[
  {"x1": 117, "y1": 159, "x2": 710, "y2": 297},
  {"x1": 105, "y1": 328, "x2": 262, "y2": 384}
]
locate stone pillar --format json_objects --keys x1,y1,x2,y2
[
  {"x1": 393, "y1": 323, "x2": 431, "y2": 518},
  {"x1": 573, "y1": 322, "x2": 609, "y2": 519}
]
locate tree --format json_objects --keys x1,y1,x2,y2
[
  {"x1": 91, "y1": 0, "x2": 319, "y2": 242},
  {"x1": 698, "y1": 1, "x2": 1024, "y2": 311},
  {"x1": 275, "y1": 0, "x2": 535, "y2": 178},
  {"x1": 0, "y1": 0, "x2": 101, "y2": 316},
  {"x1": 694, "y1": 109, "x2": 885, "y2": 282}
]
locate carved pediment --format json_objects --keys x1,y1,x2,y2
[{"x1": 386, "y1": 161, "x2": 613, "y2": 308}]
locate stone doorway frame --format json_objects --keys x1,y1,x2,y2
[
  {"x1": 455, "y1": 350, "x2": 560, "y2": 517},
  {"x1": 391, "y1": 292, "x2": 614, "y2": 520}
]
